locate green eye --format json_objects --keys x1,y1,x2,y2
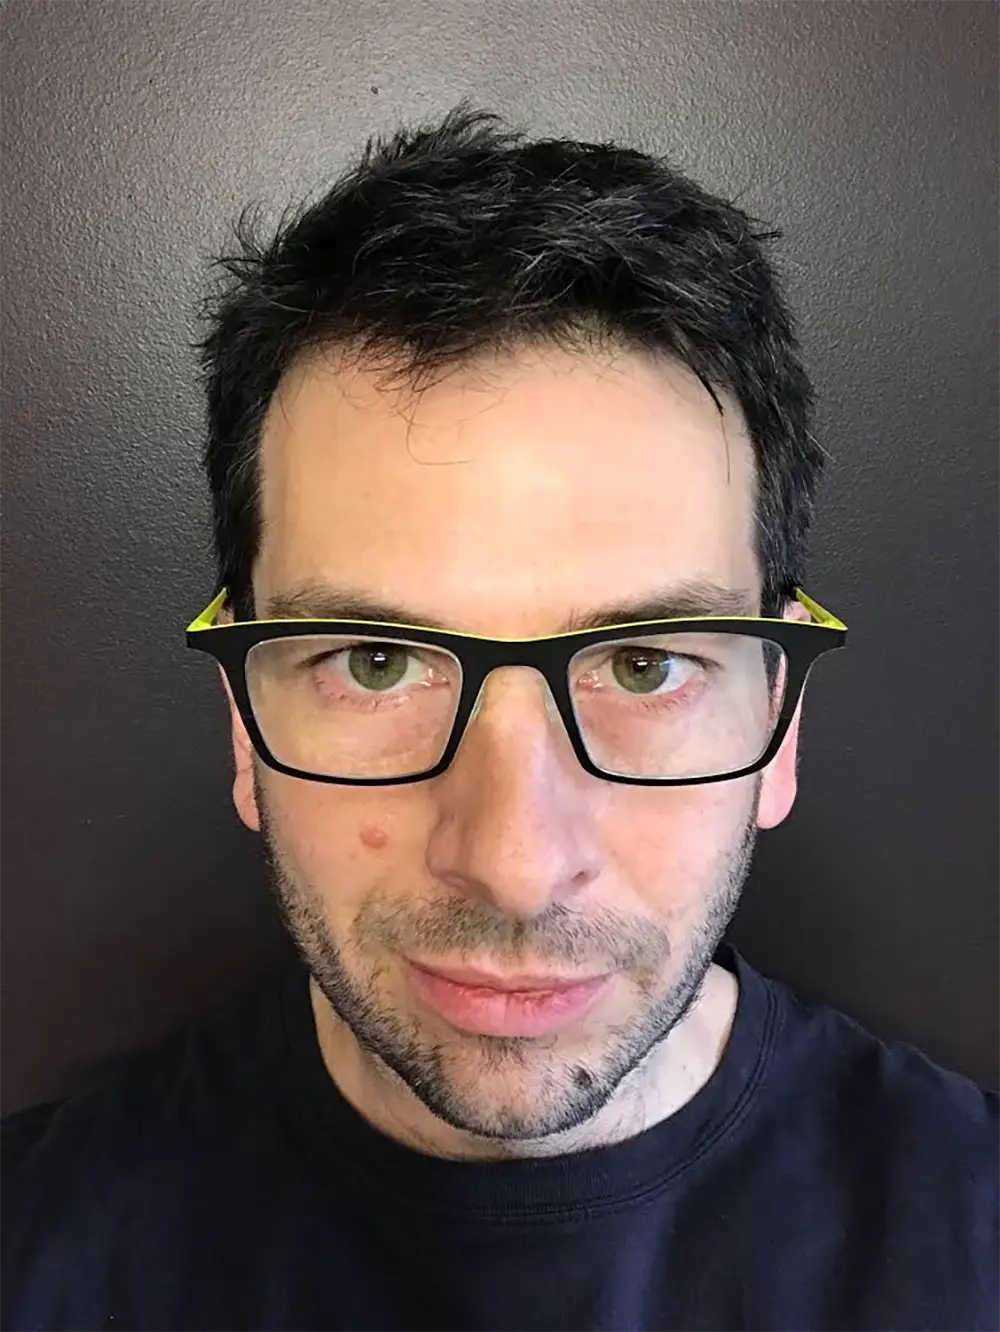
[
  {"x1": 347, "y1": 645, "x2": 411, "y2": 692},
  {"x1": 607, "y1": 647, "x2": 676, "y2": 697}
]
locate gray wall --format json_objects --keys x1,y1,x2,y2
[{"x1": 2, "y1": 0, "x2": 997, "y2": 1115}]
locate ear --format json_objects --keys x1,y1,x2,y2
[
  {"x1": 757, "y1": 698, "x2": 803, "y2": 830},
  {"x1": 757, "y1": 598, "x2": 812, "y2": 832},
  {"x1": 217, "y1": 662, "x2": 261, "y2": 833}
]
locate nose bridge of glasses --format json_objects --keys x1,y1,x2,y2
[{"x1": 466, "y1": 642, "x2": 567, "y2": 728}]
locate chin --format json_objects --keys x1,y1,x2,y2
[
  {"x1": 392, "y1": 1039, "x2": 618, "y2": 1142},
  {"x1": 359, "y1": 978, "x2": 672, "y2": 1142}
]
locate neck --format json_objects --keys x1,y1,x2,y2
[{"x1": 308, "y1": 963, "x2": 739, "y2": 1162}]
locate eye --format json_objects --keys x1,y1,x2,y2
[
  {"x1": 343, "y1": 644, "x2": 411, "y2": 692},
  {"x1": 609, "y1": 647, "x2": 698, "y2": 695}
]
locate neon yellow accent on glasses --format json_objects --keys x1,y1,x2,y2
[{"x1": 186, "y1": 587, "x2": 847, "y2": 638}]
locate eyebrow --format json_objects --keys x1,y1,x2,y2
[{"x1": 259, "y1": 579, "x2": 758, "y2": 634}]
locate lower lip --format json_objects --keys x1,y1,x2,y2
[{"x1": 404, "y1": 963, "x2": 612, "y2": 1038}]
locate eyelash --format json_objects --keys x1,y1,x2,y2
[{"x1": 302, "y1": 643, "x2": 711, "y2": 712}]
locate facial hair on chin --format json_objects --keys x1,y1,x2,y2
[{"x1": 251, "y1": 765, "x2": 759, "y2": 1142}]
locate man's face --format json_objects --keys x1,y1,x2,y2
[{"x1": 224, "y1": 343, "x2": 802, "y2": 1141}]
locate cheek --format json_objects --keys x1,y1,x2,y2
[
  {"x1": 608, "y1": 784, "x2": 756, "y2": 905},
  {"x1": 258, "y1": 772, "x2": 423, "y2": 905},
  {"x1": 260, "y1": 778, "x2": 398, "y2": 884}
]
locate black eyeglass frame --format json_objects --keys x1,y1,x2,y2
[{"x1": 186, "y1": 588, "x2": 847, "y2": 788}]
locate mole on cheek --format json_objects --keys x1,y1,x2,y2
[{"x1": 359, "y1": 824, "x2": 389, "y2": 850}]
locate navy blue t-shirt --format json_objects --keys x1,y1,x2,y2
[{"x1": 3, "y1": 946, "x2": 997, "y2": 1331}]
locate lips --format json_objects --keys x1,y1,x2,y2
[
  {"x1": 404, "y1": 959, "x2": 612, "y2": 1038},
  {"x1": 411, "y1": 962, "x2": 607, "y2": 993}
]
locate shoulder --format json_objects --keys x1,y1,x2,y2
[
  {"x1": 754, "y1": 957, "x2": 998, "y2": 1191},
  {"x1": 1, "y1": 967, "x2": 296, "y2": 1330},
  {"x1": 2, "y1": 963, "x2": 294, "y2": 1201},
  {"x1": 1, "y1": 1098, "x2": 67, "y2": 1173}
]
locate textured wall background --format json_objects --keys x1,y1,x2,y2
[{"x1": 2, "y1": 0, "x2": 997, "y2": 1114}]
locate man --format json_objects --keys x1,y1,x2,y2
[{"x1": 3, "y1": 105, "x2": 996, "y2": 1332}]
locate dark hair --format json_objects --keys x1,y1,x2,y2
[{"x1": 198, "y1": 103, "x2": 824, "y2": 622}]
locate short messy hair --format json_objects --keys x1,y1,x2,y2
[{"x1": 198, "y1": 103, "x2": 824, "y2": 621}]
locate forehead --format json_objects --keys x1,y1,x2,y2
[{"x1": 255, "y1": 344, "x2": 760, "y2": 634}]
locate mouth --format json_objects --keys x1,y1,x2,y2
[{"x1": 403, "y1": 959, "x2": 613, "y2": 1038}]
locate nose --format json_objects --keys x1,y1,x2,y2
[{"x1": 424, "y1": 666, "x2": 605, "y2": 918}]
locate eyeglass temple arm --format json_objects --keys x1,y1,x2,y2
[
  {"x1": 794, "y1": 589, "x2": 846, "y2": 631},
  {"x1": 188, "y1": 587, "x2": 846, "y2": 635},
  {"x1": 187, "y1": 590, "x2": 229, "y2": 634}
]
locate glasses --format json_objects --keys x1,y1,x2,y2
[{"x1": 186, "y1": 588, "x2": 847, "y2": 787}]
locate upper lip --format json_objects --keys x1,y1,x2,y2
[{"x1": 407, "y1": 960, "x2": 608, "y2": 992}]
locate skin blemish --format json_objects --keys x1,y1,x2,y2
[{"x1": 359, "y1": 824, "x2": 389, "y2": 850}]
